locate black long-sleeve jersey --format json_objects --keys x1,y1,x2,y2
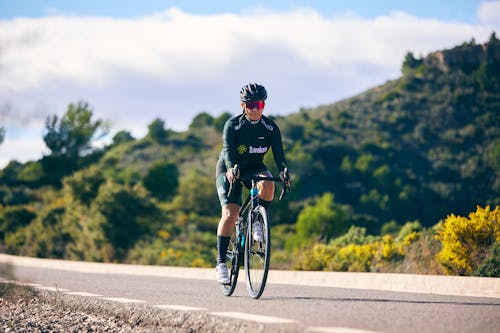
[{"x1": 217, "y1": 114, "x2": 287, "y2": 174}]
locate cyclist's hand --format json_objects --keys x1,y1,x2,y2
[
  {"x1": 226, "y1": 166, "x2": 239, "y2": 183},
  {"x1": 279, "y1": 169, "x2": 291, "y2": 188}
]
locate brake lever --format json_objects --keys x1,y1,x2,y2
[
  {"x1": 227, "y1": 164, "x2": 240, "y2": 197},
  {"x1": 279, "y1": 168, "x2": 290, "y2": 201}
]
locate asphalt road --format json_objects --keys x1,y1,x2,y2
[{"x1": 9, "y1": 264, "x2": 500, "y2": 333}]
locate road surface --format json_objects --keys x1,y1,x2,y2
[{"x1": 2, "y1": 257, "x2": 498, "y2": 333}]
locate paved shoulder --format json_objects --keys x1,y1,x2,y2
[{"x1": 1, "y1": 253, "x2": 498, "y2": 298}]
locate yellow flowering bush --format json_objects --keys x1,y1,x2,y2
[
  {"x1": 294, "y1": 243, "x2": 336, "y2": 270},
  {"x1": 380, "y1": 235, "x2": 404, "y2": 260},
  {"x1": 293, "y1": 228, "x2": 421, "y2": 272},
  {"x1": 436, "y1": 205, "x2": 500, "y2": 275},
  {"x1": 333, "y1": 243, "x2": 377, "y2": 272},
  {"x1": 401, "y1": 231, "x2": 420, "y2": 248}
]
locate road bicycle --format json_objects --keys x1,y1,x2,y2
[{"x1": 220, "y1": 165, "x2": 290, "y2": 299}]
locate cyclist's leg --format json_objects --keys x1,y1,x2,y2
[
  {"x1": 217, "y1": 203, "x2": 239, "y2": 264},
  {"x1": 256, "y1": 169, "x2": 274, "y2": 208},
  {"x1": 216, "y1": 172, "x2": 242, "y2": 264}
]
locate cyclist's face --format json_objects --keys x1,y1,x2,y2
[{"x1": 242, "y1": 101, "x2": 264, "y2": 121}]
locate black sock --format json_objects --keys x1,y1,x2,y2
[
  {"x1": 217, "y1": 236, "x2": 231, "y2": 264},
  {"x1": 260, "y1": 199, "x2": 272, "y2": 209}
]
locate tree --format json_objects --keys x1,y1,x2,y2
[
  {"x1": 92, "y1": 182, "x2": 163, "y2": 261},
  {"x1": 189, "y1": 112, "x2": 213, "y2": 130},
  {"x1": 43, "y1": 101, "x2": 109, "y2": 159},
  {"x1": 112, "y1": 130, "x2": 135, "y2": 145},
  {"x1": 143, "y1": 161, "x2": 179, "y2": 201},
  {"x1": 213, "y1": 112, "x2": 232, "y2": 132},
  {"x1": 147, "y1": 118, "x2": 168, "y2": 143},
  {"x1": 402, "y1": 51, "x2": 422, "y2": 73},
  {"x1": 0, "y1": 161, "x2": 23, "y2": 186},
  {"x1": 0, "y1": 127, "x2": 4, "y2": 145}
]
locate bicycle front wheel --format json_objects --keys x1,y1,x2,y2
[{"x1": 245, "y1": 205, "x2": 270, "y2": 299}]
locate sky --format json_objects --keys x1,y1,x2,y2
[{"x1": 0, "y1": 1, "x2": 499, "y2": 167}]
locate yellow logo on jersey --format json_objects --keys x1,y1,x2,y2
[{"x1": 237, "y1": 145, "x2": 247, "y2": 154}]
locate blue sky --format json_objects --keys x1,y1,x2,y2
[
  {"x1": 0, "y1": 1, "x2": 481, "y2": 22},
  {"x1": 0, "y1": 1, "x2": 499, "y2": 166}
]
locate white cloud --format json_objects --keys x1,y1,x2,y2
[
  {"x1": 1, "y1": 8, "x2": 492, "y2": 91},
  {"x1": 0, "y1": 6, "x2": 497, "y2": 166},
  {"x1": 0, "y1": 136, "x2": 48, "y2": 167},
  {"x1": 477, "y1": 1, "x2": 500, "y2": 26}
]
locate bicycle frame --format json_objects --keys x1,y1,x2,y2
[{"x1": 236, "y1": 173, "x2": 287, "y2": 255}]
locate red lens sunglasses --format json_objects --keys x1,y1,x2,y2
[{"x1": 246, "y1": 101, "x2": 265, "y2": 109}]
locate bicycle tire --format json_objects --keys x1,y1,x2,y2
[
  {"x1": 220, "y1": 233, "x2": 240, "y2": 296},
  {"x1": 245, "y1": 205, "x2": 270, "y2": 299}
]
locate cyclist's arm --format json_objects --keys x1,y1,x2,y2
[
  {"x1": 271, "y1": 123, "x2": 287, "y2": 172},
  {"x1": 222, "y1": 119, "x2": 238, "y2": 170}
]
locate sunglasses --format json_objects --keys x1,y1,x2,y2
[{"x1": 245, "y1": 101, "x2": 265, "y2": 109}]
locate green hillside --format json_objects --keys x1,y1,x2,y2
[
  {"x1": 278, "y1": 33, "x2": 499, "y2": 230},
  {"x1": 1, "y1": 34, "x2": 499, "y2": 275}
]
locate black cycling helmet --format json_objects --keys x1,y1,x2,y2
[{"x1": 240, "y1": 83, "x2": 267, "y2": 102}]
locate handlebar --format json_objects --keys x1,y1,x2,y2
[{"x1": 227, "y1": 164, "x2": 290, "y2": 200}]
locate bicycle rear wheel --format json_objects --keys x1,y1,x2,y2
[
  {"x1": 220, "y1": 233, "x2": 240, "y2": 296},
  {"x1": 245, "y1": 205, "x2": 270, "y2": 299}
]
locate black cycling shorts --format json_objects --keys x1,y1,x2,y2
[{"x1": 215, "y1": 159, "x2": 269, "y2": 207}]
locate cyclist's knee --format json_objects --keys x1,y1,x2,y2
[
  {"x1": 258, "y1": 180, "x2": 274, "y2": 201},
  {"x1": 221, "y1": 203, "x2": 239, "y2": 223}
]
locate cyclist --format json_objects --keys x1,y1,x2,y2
[{"x1": 215, "y1": 83, "x2": 289, "y2": 284}]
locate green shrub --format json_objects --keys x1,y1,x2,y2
[
  {"x1": 0, "y1": 206, "x2": 36, "y2": 238},
  {"x1": 11, "y1": 204, "x2": 71, "y2": 258},
  {"x1": 474, "y1": 242, "x2": 500, "y2": 277},
  {"x1": 330, "y1": 225, "x2": 377, "y2": 247},
  {"x1": 396, "y1": 220, "x2": 422, "y2": 242},
  {"x1": 63, "y1": 166, "x2": 105, "y2": 206},
  {"x1": 381, "y1": 220, "x2": 400, "y2": 236},
  {"x1": 287, "y1": 193, "x2": 351, "y2": 249}
]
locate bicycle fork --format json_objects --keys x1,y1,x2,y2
[{"x1": 235, "y1": 217, "x2": 245, "y2": 264}]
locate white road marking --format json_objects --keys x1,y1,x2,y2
[
  {"x1": 36, "y1": 286, "x2": 70, "y2": 292},
  {"x1": 4, "y1": 280, "x2": 43, "y2": 287},
  {"x1": 155, "y1": 304, "x2": 207, "y2": 311},
  {"x1": 102, "y1": 297, "x2": 147, "y2": 303},
  {"x1": 211, "y1": 312, "x2": 296, "y2": 324},
  {"x1": 19, "y1": 282, "x2": 43, "y2": 287},
  {"x1": 308, "y1": 327, "x2": 383, "y2": 333},
  {"x1": 64, "y1": 291, "x2": 103, "y2": 297}
]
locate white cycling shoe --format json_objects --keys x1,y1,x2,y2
[
  {"x1": 253, "y1": 222, "x2": 264, "y2": 243},
  {"x1": 216, "y1": 263, "x2": 230, "y2": 284}
]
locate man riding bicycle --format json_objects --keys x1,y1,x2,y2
[{"x1": 215, "y1": 83, "x2": 290, "y2": 284}]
